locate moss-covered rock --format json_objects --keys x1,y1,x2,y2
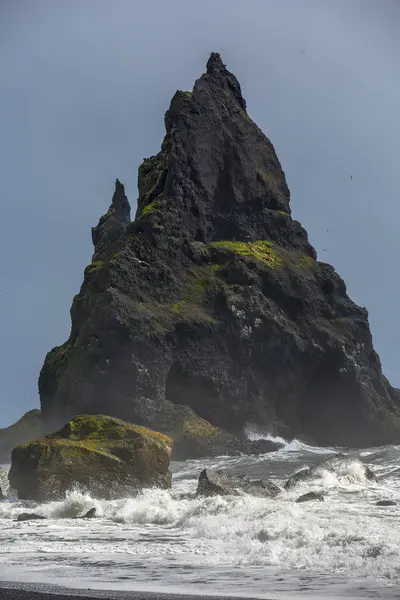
[
  {"x1": 9, "y1": 415, "x2": 172, "y2": 501},
  {"x1": 38, "y1": 53, "x2": 400, "y2": 449},
  {"x1": 127, "y1": 399, "x2": 243, "y2": 460},
  {"x1": 0, "y1": 409, "x2": 45, "y2": 463}
]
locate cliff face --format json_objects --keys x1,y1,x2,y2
[{"x1": 39, "y1": 53, "x2": 400, "y2": 448}]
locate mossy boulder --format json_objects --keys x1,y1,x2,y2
[
  {"x1": 9, "y1": 415, "x2": 172, "y2": 501},
  {"x1": 0, "y1": 409, "x2": 45, "y2": 463}
]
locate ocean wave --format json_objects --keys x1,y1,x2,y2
[{"x1": 1, "y1": 444, "x2": 400, "y2": 592}]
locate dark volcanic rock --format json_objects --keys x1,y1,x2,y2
[
  {"x1": 285, "y1": 468, "x2": 312, "y2": 490},
  {"x1": 77, "y1": 508, "x2": 97, "y2": 519},
  {"x1": 244, "y1": 439, "x2": 283, "y2": 455},
  {"x1": 9, "y1": 415, "x2": 172, "y2": 501},
  {"x1": 376, "y1": 500, "x2": 396, "y2": 507},
  {"x1": 285, "y1": 453, "x2": 377, "y2": 490},
  {"x1": 124, "y1": 398, "x2": 244, "y2": 460},
  {"x1": 296, "y1": 491, "x2": 324, "y2": 503},
  {"x1": 17, "y1": 513, "x2": 46, "y2": 522},
  {"x1": 91, "y1": 179, "x2": 131, "y2": 259},
  {"x1": 197, "y1": 468, "x2": 281, "y2": 498},
  {"x1": 0, "y1": 409, "x2": 46, "y2": 464},
  {"x1": 38, "y1": 52, "x2": 400, "y2": 449}
]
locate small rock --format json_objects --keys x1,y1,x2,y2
[
  {"x1": 285, "y1": 454, "x2": 378, "y2": 490},
  {"x1": 245, "y1": 439, "x2": 284, "y2": 455},
  {"x1": 296, "y1": 491, "x2": 324, "y2": 503},
  {"x1": 376, "y1": 500, "x2": 396, "y2": 507},
  {"x1": 285, "y1": 468, "x2": 312, "y2": 490},
  {"x1": 365, "y1": 466, "x2": 378, "y2": 482},
  {"x1": 77, "y1": 507, "x2": 97, "y2": 519},
  {"x1": 17, "y1": 512, "x2": 46, "y2": 522},
  {"x1": 197, "y1": 469, "x2": 281, "y2": 498}
]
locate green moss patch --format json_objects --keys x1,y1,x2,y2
[
  {"x1": 141, "y1": 199, "x2": 161, "y2": 217},
  {"x1": 297, "y1": 253, "x2": 319, "y2": 272},
  {"x1": 209, "y1": 240, "x2": 283, "y2": 269},
  {"x1": 180, "y1": 416, "x2": 219, "y2": 438},
  {"x1": 52, "y1": 414, "x2": 172, "y2": 449}
]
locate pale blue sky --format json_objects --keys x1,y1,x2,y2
[{"x1": 0, "y1": 0, "x2": 399, "y2": 426}]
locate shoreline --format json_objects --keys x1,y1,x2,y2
[{"x1": 0, "y1": 582, "x2": 273, "y2": 600}]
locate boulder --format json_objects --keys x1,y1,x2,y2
[
  {"x1": 245, "y1": 439, "x2": 284, "y2": 455},
  {"x1": 77, "y1": 507, "x2": 97, "y2": 518},
  {"x1": 197, "y1": 469, "x2": 281, "y2": 498},
  {"x1": 376, "y1": 500, "x2": 396, "y2": 507},
  {"x1": 9, "y1": 414, "x2": 172, "y2": 501},
  {"x1": 296, "y1": 491, "x2": 324, "y2": 503},
  {"x1": 285, "y1": 453, "x2": 377, "y2": 489},
  {"x1": 285, "y1": 468, "x2": 312, "y2": 490},
  {"x1": 17, "y1": 513, "x2": 46, "y2": 522}
]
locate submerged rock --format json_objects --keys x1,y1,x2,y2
[
  {"x1": 376, "y1": 500, "x2": 396, "y2": 507},
  {"x1": 38, "y1": 52, "x2": 400, "y2": 450},
  {"x1": 197, "y1": 469, "x2": 281, "y2": 498},
  {"x1": 296, "y1": 491, "x2": 324, "y2": 503},
  {"x1": 285, "y1": 453, "x2": 377, "y2": 490},
  {"x1": 244, "y1": 439, "x2": 284, "y2": 455},
  {"x1": 77, "y1": 507, "x2": 97, "y2": 519},
  {"x1": 9, "y1": 414, "x2": 172, "y2": 501},
  {"x1": 285, "y1": 468, "x2": 312, "y2": 490},
  {"x1": 17, "y1": 512, "x2": 46, "y2": 522}
]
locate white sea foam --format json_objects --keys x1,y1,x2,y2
[{"x1": 1, "y1": 443, "x2": 400, "y2": 598}]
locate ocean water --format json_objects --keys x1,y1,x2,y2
[{"x1": 0, "y1": 434, "x2": 400, "y2": 599}]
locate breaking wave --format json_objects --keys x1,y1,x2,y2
[{"x1": 1, "y1": 441, "x2": 400, "y2": 597}]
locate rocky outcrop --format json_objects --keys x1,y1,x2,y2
[
  {"x1": 244, "y1": 439, "x2": 283, "y2": 455},
  {"x1": 0, "y1": 409, "x2": 46, "y2": 463},
  {"x1": 16, "y1": 513, "x2": 46, "y2": 522},
  {"x1": 77, "y1": 507, "x2": 97, "y2": 518},
  {"x1": 9, "y1": 415, "x2": 172, "y2": 501},
  {"x1": 197, "y1": 468, "x2": 281, "y2": 498},
  {"x1": 376, "y1": 500, "x2": 396, "y2": 507},
  {"x1": 91, "y1": 179, "x2": 131, "y2": 259},
  {"x1": 38, "y1": 52, "x2": 400, "y2": 449},
  {"x1": 296, "y1": 491, "x2": 324, "y2": 503},
  {"x1": 285, "y1": 453, "x2": 377, "y2": 490},
  {"x1": 126, "y1": 398, "x2": 243, "y2": 460}
]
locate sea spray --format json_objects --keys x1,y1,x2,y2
[{"x1": 0, "y1": 442, "x2": 400, "y2": 597}]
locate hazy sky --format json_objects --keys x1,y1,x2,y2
[{"x1": 0, "y1": 0, "x2": 399, "y2": 427}]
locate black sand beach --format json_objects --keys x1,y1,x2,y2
[{"x1": 0, "y1": 583, "x2": 267, "y2": 600}]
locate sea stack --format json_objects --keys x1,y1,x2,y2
[{"x1": 38, "y1": 52, "x2": 400, "y2": 449}]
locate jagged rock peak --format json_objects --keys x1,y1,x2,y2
[
  {"x1": 135, "y1": 52, "x2": 317, "y2": 256},
  {"x1": 112, "y1": 179, "x2": 130, "y2": 217},
  {"x1": 205, "y1": 52, "x2": 246, "y2": 110},
  {"x1": 39, "y1": 53, "x2": 400, "y2": 451},
  {"x1": 206, "y1": 52, "x2": 225, "y2": 71},
  {"x1": 91, "y1": 179, "x2": 131, "y2": 259}
]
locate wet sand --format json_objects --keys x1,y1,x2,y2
[{"x1": 0, "y1": 583, "x2": 270, "y2": 600}]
